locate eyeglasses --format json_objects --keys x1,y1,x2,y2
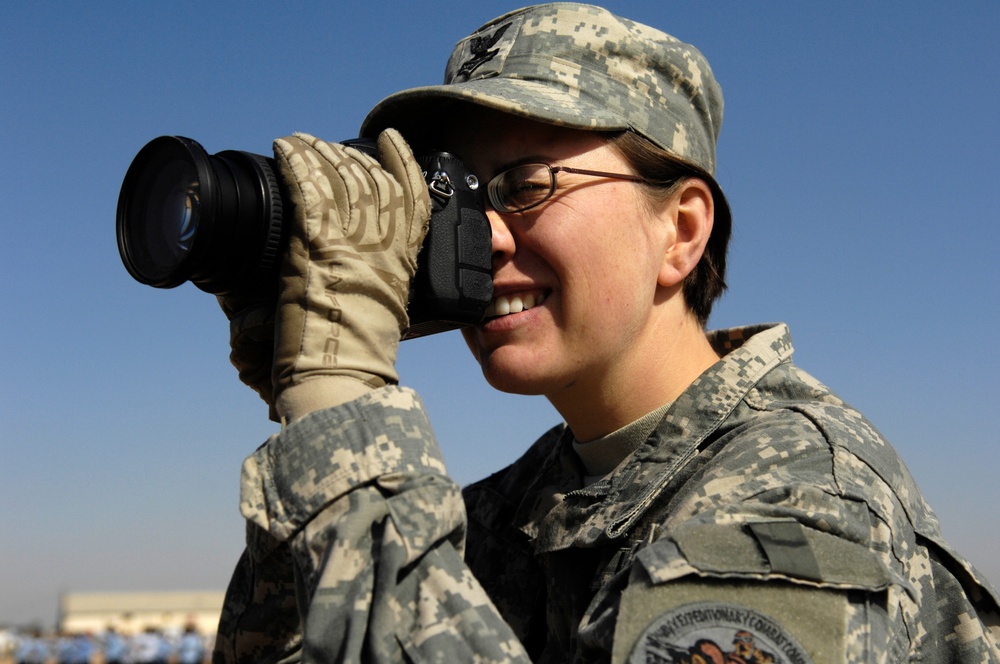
[{"x1": 485, "y1": 162, "x2": 647, "y2": 213}]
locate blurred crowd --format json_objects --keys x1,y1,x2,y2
[{"x1": 3, "y1": 624, "x2": 210, "y2": 664}]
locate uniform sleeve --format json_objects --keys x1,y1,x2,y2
[{"x1": 214, "y1": 386, "x2": 530, "y2": 664}]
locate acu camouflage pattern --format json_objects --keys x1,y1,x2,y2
[
  {"x1": 214, "y1": 324, "x2": 1000, "y2": 663},
  {"x1": 361, "y1": 3, "x2": 724, "y2": 177},
  {"x1": 462, "y1": 324, "x2": 1000, "y2": 662},
  {"x1": 215, "y1": 386, "x2": 528, "y2": 663}
]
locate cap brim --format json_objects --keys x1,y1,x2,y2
[{"x1": 360, "y1": 78, "x2": 629, "y2": 148}]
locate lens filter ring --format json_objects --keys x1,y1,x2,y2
[{"x1": 117, "y1": 136, "x2": 215, "y2": 288}]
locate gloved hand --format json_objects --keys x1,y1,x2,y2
[
  {"x1": 218, "y1": 291, "x2": 279, "y2": 422},
  {"x1": 270, "y1": 129, "x2": 431, "y2": 422}
]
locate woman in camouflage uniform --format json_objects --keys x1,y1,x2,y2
[{"x1": 214, "y1": 4, "x2": 1000, "y2": 662}]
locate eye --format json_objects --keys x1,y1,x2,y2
[
  {"x1": 502, "y1": 165, "x2": 551, "y2": 204},
  {"x1": 510, "y1": 176, "x2": 548, "y2": 194},
  {"x1": 487, "y1": 163, "x2": 559, "y2": 212}
]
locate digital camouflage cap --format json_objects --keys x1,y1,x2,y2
[{"x1": 361, "y1": 2, "x2": 725, "y2": 180}]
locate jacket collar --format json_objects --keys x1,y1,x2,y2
[{"x1": 516, "y1": 323, "x2": 794, "y2": 553}]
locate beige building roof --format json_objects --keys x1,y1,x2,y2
[{"x1": 59, "y1": 591, "x2": 225, "y2": 636}]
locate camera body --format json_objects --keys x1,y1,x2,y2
[{"x1": 116, "y1": 136, "x2": 493, "y2": 339}]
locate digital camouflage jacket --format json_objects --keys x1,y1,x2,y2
[{"x1": 213, "y1": 324, "x2": 1000, "y2": 664}]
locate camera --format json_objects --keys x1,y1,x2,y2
[{"x1": 116, "y1": 135, "x2": 493, "y2": 339}]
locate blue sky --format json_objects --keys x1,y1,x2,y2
[{"x1": 2, "y1": 1, "x2": 998, "y2": 628}]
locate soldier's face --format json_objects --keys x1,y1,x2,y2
[{"x1": 445, "y1": 109, "x2": 674, "y2": 408}]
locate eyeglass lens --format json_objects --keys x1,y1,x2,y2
[{"x1": 488, "y1": 164, "x2": 555, "y2": 213}]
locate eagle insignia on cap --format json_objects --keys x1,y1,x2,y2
[{"x1": 456, "y1": 23, "x2": 511, "y2": 80}]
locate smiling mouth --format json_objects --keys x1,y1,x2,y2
[{"x1": 484, "y1": 290, "x2": 548, "y2": 319}]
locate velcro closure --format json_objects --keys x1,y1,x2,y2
[{"x1": 639, "y1": 520, "x2": 892, "y2": 591}]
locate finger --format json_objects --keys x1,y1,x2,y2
[
  {"x1": 376, "y1": 129, "x2": 431, "y2": 245},
  {"x1": 275, "y1": 134, "x2": 355, "y2": 244}
]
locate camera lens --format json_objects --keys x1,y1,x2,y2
[
  {"x1": 139, "y1": 159, "x2": 198, "y2": 277},
  {"x1": 117, "y1": 136, "x2": 284, "y2": 295},
  {"x1": 118, "y1": 137, "x2": 210, "y2": 287}
]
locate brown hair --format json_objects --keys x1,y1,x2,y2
[{"x1": 608, "y1": 130, "x2": 730, "y2": 326}]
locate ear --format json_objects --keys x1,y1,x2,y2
[{"x1": 657, "y1": 178, "x2": 714, "y2": 289}]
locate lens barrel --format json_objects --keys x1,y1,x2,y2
[{"x1": 116, "y1": 136, "x2": 284, "y2": 295}]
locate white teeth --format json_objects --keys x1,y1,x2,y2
[{"x1": 488, "y1": 292, "x2": 545, "y2": 318}]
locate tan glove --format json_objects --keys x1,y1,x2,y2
[
  {"x1": 218, "y1": 291, "x2": 279, "y2": 422},
  {"x1": 271, "y1": 129, "x2": 430, "y2": 422}
]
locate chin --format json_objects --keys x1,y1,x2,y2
[
  {"x1": 483, "y1": 373, "x2": 547, "y2": 396},
  {"x1": 477, "y1": 353, "x2": 561, "y2": 397}
]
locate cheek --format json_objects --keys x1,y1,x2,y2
[{"x1": 568, "y1": 226, "x2": 661, "y2": 302}]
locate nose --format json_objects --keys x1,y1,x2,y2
[{"x1": 487, "y1": 208, "x2": 516, "y2": 266}]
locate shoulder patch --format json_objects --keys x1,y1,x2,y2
[
  {"x1": 613, "y1": 579, "x2": 855, "y2": 664},
  {"x1": 627, "y1": 601, "x2": 812, "y2": 664}
]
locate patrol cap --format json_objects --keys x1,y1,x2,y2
[{"x1": 361, "y1": 2, "x2": 725, "y2": 180}]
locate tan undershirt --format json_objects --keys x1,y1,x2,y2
[{"x1": 572, "y1": 402, "x2": 673, "y2": 485}]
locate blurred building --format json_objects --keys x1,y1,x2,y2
[{"x1": 58, "y1": 591, "x2": 225, "y2": 636}]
